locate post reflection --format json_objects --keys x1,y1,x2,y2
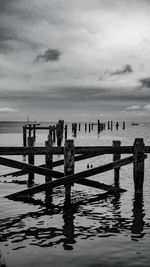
[
  {"x1": 62, "y1": 200, "x2": 76, "y2": 250},
  {"x1": 131, "y1": 193, "x2": 145, "y2": 239}
]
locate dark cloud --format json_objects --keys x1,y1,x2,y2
[
  {"x1": 139, "y1": 77, "x2": 150, "y2": 88},
  {"x1": 111, "y1": 64, "x2": 133, "y2": 75},
  {"x1": 36, "y1": 49, "x2": 61, "y2": 62}
]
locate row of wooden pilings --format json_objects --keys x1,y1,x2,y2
[{"x1": 23, "y1": 120, "x2": 126, "y2": 147}]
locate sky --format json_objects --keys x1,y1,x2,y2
[{"x1": 1, "y1": 0, "x2": 150, "y2": 121}]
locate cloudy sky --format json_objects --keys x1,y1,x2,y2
[{"x1": 1, "y1": 0, "x2": 150, "y2": 121}]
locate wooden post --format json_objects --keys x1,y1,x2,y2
[
  {"x1": 113, "y1": 141, "x2": 121, "y2": 187},
  {"x1": 85, "y1": 123, "x2": 87, "y2": 132},
  {"x1": 79, "y1": 123, "x2": 81, "y2": 131},
  {"x1": 29, "y1": 124, "x2": 32, "y2": 138},
  {"x1": 49, "y1": 126, "x2": 53, "y2": 142},
  {"x1": 45, "y1": 134, "x2": 53, "y2": 183},
  {"x1": 89, "y1": 123, "x2": 91, "y2": 132},
  {"x1": 65, "y1": 124, "x2": 67, "y2": 140},
  {"x1": 116, "y1": 121, "x2": 119, "y2": 130},
  {"x1": 52, "y1": 125, "x2": 56, "y2": 143},
  {"x1": 133, "y1": 138, "x2": 145, "y2": 194},
  {"x1": 111, "y1": 121, "x2": 113, "y2": 131},
  {"x1": 108, "y1": 121, "x2": 110, "y2": 130},
  {"x1": 23, "y1": 125, "x2": 27, "y2": 147},
  {"x1": 28, "y1": 136, "x2": 34, "y2": 186},
  {"x1": 98, "y1": 120, "x2": 100, "y2": 133},
  {"x1": 56, "y1": 124, "x2": 62, "y2": 147},
  {"x1": 45, "y1": 134, "x2": 53, "y2": 205},
  {"x1": 123, "y1": 121, "x2": 125, "y2": 130},
  {"x1": 33, "y1": 124, "x2": 36, "y2": 141},
  {"x1": 64, "y1": 140, "x2": 75, "y2": 202}
]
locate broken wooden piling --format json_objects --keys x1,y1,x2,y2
[
  {"x1": 133, "y1": 138, "x2": 145, "y2": 194},
  {"x1": 28, "y1": 136, "x2": 35, "y2": 186},
  {"x1": 113, "y1": 141, "x2": 121, "y2": 187},
  {"x1": 64, "y1": 140, "x2": 75, "y2": 202}
]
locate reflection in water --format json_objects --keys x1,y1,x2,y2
[
  {"x1": 63, "y1": 201, "x2": 76, "y2": 250},
  {"x1": 131, "y1": 193, "x2": 145, "y2": 239},
  {"x1": 0, "y1": 190, "x2": 147, "y2": 253}
]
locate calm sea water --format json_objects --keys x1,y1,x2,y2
[{"x1": 0, "y1": 121, "x2": 150, "y2": 267}]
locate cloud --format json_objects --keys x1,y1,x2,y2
[
  {"x1": 36, "y1": 49, "x2": 61, "y2": 62},
  {"x1": 111, "y1": 64, "x2": 133, "y2": 75},
  {"x1": 126, "y1": 105, "x2": 141, "y2": 110},
  {"x1": 0, "y1": 107, "x2": 18, "y2": 113},
  {"x1": 139, "y1": 77, "x2": 150, "y2": 88}
]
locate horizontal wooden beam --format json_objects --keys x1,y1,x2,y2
[
  {"x1": 6, "y1": 155, "x2": 135, "y2": 199},
  {"x1": 0, "y1": 147, "x2": 63, "y2": 155},
  {"x1": 0, "y1": 156, "x2": 63, "y2": 178},
  {"x1": 0, "y1": 146, "x2": 135, "y2": 155}
]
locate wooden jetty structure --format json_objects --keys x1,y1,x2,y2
[{"x1": 0, "y1": 118, "x2": 148, "y2": 205}]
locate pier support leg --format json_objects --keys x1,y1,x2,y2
[
  {"x1": 29, "y1": 124, "x2": 32, "y2": 138},
  {"x1": 64, "y1": 140, "x2": 75, "y2": 203},
  {"x1": 28, "y1": 136, "x2": 34, "y2": 186},
  {"x1": 133, "y1": 138, "x2": 145, "y2": 194},
  {"x1": 23, "y1": 125, "x2": 27, "y2": 147},
  {"x1": 45, "y1": 132, "x2": 53, "y2": 183},
  {"x1": 113, "y1": 141, "x2": 121, "y2": 187},
  {"x1": 45, "y1": 133, "x2": 53, "y2": 205},
  {"x1": 65, "y1": 124, "x2": 67, "y2": 140},
  {"x1": 33, "y1": 124, "x2": 36, "y2": 141},
  {"x1": 52, "y1": 125, "x2": 56, "y2": 143}
]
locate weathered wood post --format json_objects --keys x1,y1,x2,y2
[
  {"x1": 113, "y1": 141, "x2": 121, "y2": 187},
  {"x1": 133, "y1": 138, "x2": 145, "y2": 194},
  {"x1": 29, "y1": 124, "x2": 32, "y2": 138},
  {"x1": 49, "y1": 126, "x2": 53, "y2": 142},
  {"x1": 56, "y1": 124, "x2": 62, "y2": 147},
  {"x1": 23, "y1": 125, "x2": 27, "y2": 147},
  {"x1": 52, "y1": 125, "x2": 56, "y2": 143},
  {"x1": 98, "y1": 120, "x2": 100, "y2": 133},
  {"x1": 85, "y1": 123, "x2": 87, "y2": 132},
  {"x1": 116, "y1": 121, "x2": 119, "y2": 130},
  {"x1": 33, "y1": 124, "x2": 36, "y2": 141},
  {"x1": 111, "y1": 121, "x2": 113, "y2": 131},
  {"x1": 79, "y1": 123, "x2": 81, "y2": 131},
  {"x1": 64, "y1": 140, "x2": 75, "y2": 202},
  {"x1": 65, "y1": 124, "x2": 67, "y2": 140},
  {"x1": 45, "y1": 133, "x2": 53, "y2": 183},
  {"x1": 28, "y1": 136, "x2": 35, "y2": 186},
  {"x1": 45, "y1": 133, "x2": 53, "y2": 205},
  {"x1": 89, "y1": 123, "x2": 91, "y2": 132},
  {"x1": 108, "y1": 121, "x2": 110, "y2": 130},
  {"x1": 123, "y1": 121, "x2": 125, "y2": 130}
]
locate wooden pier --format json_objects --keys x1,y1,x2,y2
[{"x1": 0, "y1": 120, "x2": 147, "y2": 206}]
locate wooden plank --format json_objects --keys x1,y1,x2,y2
[
  {"x1": 0, "y1": 152, "x2": 106, "y2": 178},
  {"x1": 6, "y1": 155, "x2": 135, "y2": 199},
  {"x1": 0, "y1": 147, "x2": 63, "y2": 155},
  {"x1": 0, "y1": 146, "x2": 134, "y2": 155},
  {"x1": 0, "y1": 156, "x2": 63, "y2": 178}
]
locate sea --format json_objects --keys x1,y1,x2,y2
[{"x1": 0, "y1": 121, "x2": 150, "y2": 267}]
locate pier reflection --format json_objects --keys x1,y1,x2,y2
[
  {"x1": 62, "y1": 201, "x2": 76, "y2": 250},
  {"x1": 131, "y1": 193, "x2": 145, "y2": 239},
  {"x1": 0, "y1": 190, "x2": 147, "y2": 251}
]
